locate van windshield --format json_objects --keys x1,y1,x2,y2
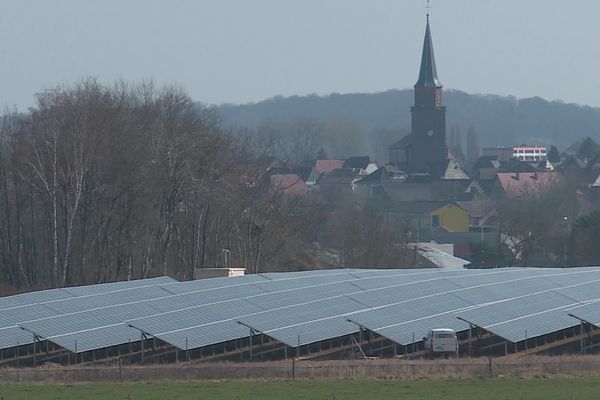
[{"x1": 434, "y1": 333, "x2": 454, "y2": 338}]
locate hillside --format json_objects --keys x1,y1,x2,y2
[{"x1": 215, "y1": 89, "x2": 600, "y2": 158}]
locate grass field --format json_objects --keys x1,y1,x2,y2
[{"x1": 1, "y1": 378, "x2": 600, "y2": 399}]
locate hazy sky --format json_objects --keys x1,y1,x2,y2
[{"x1": 1, "y1": 0, "x2": 599, "y2": 110}]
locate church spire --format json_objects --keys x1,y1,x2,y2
[{"x1": 415, "y1": 16, "x2": 441, "y2": 88}]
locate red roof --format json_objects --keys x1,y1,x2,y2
[
  {"x1": 314, "y1": 160, "x2": 344, "y2": 175},
  {"x1": 270, "y1": 174, "x2": 310, "y2": 195},
  {"x1": 496, "y1": 172, "x2": 558, "y2": 198}
]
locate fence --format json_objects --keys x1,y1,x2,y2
[{"x1": 2, "y1": 356, "x2": 600, "y2": 383}]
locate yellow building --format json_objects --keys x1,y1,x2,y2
[{"x1": 430, "y1": 204, "x2": 470, "y2": 232}]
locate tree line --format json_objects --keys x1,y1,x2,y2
[
  {"x1": 0, "y1": 80, "x2": 426, "y2": 293},
  {"x1": 0, "y1": 80, "x2": 321, "y2": 291}
]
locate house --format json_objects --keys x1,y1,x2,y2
[
  {"x1": 493, "y1": 172, "x2": 559, "y2": 199},
  {"x1": 318, "y1": 168, "x2": 359, "y2": 187},
  {"x1": 388, "y1": 135, "x2": 411, "y2": 171},
  {"x1": 314, "y1": 160, "x2": 344, "y2": 175},
  {"x1": 268, "y1": 165, "x2": 313, "y2": 181},
  {"x1": 270, "y1": 174, "x2": 310, "y2": 196},
  {"x1": 304, "y1": 168, "x2": 321, "y2": 186},
  {"x1": 497, "y1": 159, "x2": 539, "y2": 173},
  {"x1": 355, "y1": 167, "x2": 387, "y2": 186},
  {"x1": 464, "y1": 180, "x2": 483, "y2": 196},
  {"x1": 471, "y1": 155, "x2": 501, "y2": 180},
  {"x1": 384, "y1": 201, "x2": 446, "y2": 229},
  {"x1": 512, "y1": 146, "x2": 547, "y2": 162},
  {"x1": 430, "y1": 203, "x2": 470, "y2": 232},
  {"x1": 343, "y1": 156, "x2": 370, "y2": 171},
  {"x1": 342, "y1": 156, "x2": 378, "y2": 176},
  {"x1": 456, "y1": 200, "x2": 498, "y2": 229},
  {"x1": 439, "y1": 158, "x2": 471, "y2": 181}
]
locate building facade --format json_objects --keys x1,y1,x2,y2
[{"x1": 513, "y1": 146, "x2": 547, "y2": 162}]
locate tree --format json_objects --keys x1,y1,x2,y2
[
  {"x1": 466, "y1": 125, "x2": 480, "y2": 163},
  {"x1": 547, "y1": 145, "x2": 560, "y2": 162},
  {"x1": 570, "y1": 211, "x2": 600, "y2": 266},
  {"x1": 329, "y1": 209, "x2": 412, "y2": 268},
  {"x1": 496, "y1": 178, "x2": 578, "y2": 266},
  {"x1": 448, "y1": 125, "x2": 465, "y2": 163},
  {"x1": 0, "y1": 80, "x2": 263, "y2": 288},
  {"x1": 576, "y1": 137, "x2": 600, "y2": 161},
  {"x1": 319, "y1": 117, "x2": 368, "y2": 159}
]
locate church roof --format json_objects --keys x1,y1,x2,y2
[
  {"x1": 388, "y1": 135, "x2": 411, "y2": 150},
  {"x1": 415, "y1": 18, "x2": 442, "y2": 88}
]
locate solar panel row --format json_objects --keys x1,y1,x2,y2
[
  {"x1": 0, "y1": 276, "x2": 177, "y2": 350},
  {"x1": 3, "y1": 268, "x2": 600, "y2": 356}
]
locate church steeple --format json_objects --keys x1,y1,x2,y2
[
  {"x1": 407, "y1": 13, "x2": 447, "y2": 175},
  {"x1": 415, "y1": 17, "x2": 441, "y2": 88}
]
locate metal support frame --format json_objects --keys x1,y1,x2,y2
[
  {"x1": 568, "y1": 313, "x2": 595, "y2": 355},
  {"x1": 352, "y1": 333, "x2": 368, "y2": 359},
  {"x1": 458, "y1": 316, "x2": 483, "y2": 357}
]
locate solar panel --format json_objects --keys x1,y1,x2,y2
[
  {"x1": 126, "y1": 281, "x2": 364, "y2": 350},
  {"x1": 237, "y1": 297, "x2": 365, "y2": 347},
  {"x1": 130, "y1": 270, "x2": 503, "y2": 349},
  {"x1": 456, "y1": 290, "x2": 584, "y2": 342},
  {"x1": 6, "y1": 267, "x2": 600, "y2": 357},
  {"x1": 0, "y1": 326, "x2": 34, "y2": 350},
  {"x1": 343, "y1": 268, "x2": 600, "y2": 346},
  {"x1": 0, "y1": 276, "x2": 176, "y2": 350},
  {"x1": 158, "y1": 274, "x2": 269, "y2": 294},
  {"x1": 567, "y1": 301, "x2": 600, "y2": 326},
  {"x1": 20, "y1": 272, "x2": 360, "y2": 353},
  {"x1": 45, "y1": 324, "x2": 144, "y2": 353}
]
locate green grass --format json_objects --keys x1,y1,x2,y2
[{"x1": 1, "y1": 378, "x2": 600, "y2": 399}]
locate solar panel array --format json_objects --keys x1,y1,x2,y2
[
  {"x1": 3, "y1": 268, "x2": 600, "y2": 355},
  {"x1": 0, "y1": 276, "x2": 176, "y2": 351}
]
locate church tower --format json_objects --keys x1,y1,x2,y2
[{"x1": 407, "y1": 15, "x2": 447, "y2": 174}]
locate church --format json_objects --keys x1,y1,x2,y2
[{"x1": 388, "y1": 15, "x2": 467, "y2": 181}]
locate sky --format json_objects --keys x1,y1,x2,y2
[{"x1": 0, "y1": 0, "x2": 599, "y2": 110}]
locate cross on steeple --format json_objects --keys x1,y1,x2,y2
[{"x1": 426, "y1": 0, "x2": 430, "y2": 21}]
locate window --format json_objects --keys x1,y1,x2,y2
[
  {"x1": 432, "y1": 215, "x2": 440, "y2": 228},
  {"x1": 435, "y1": 333, "x2": 454, "y2": 338}
]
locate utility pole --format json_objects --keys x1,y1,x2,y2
[{"x1": 563, "y1": 216, "x2": 569, "y2": 266}]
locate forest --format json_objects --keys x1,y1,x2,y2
[{"x1": 0, "y1": 80, "x2": 334, "y2": 291}]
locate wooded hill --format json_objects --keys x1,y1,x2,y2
[{"x1": 216, "y1": 89, "x2": 600, "y2": 160}]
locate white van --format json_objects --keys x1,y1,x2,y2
[{"x1": 423, "y1": 328, "x2": 458, "y2": 357}]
